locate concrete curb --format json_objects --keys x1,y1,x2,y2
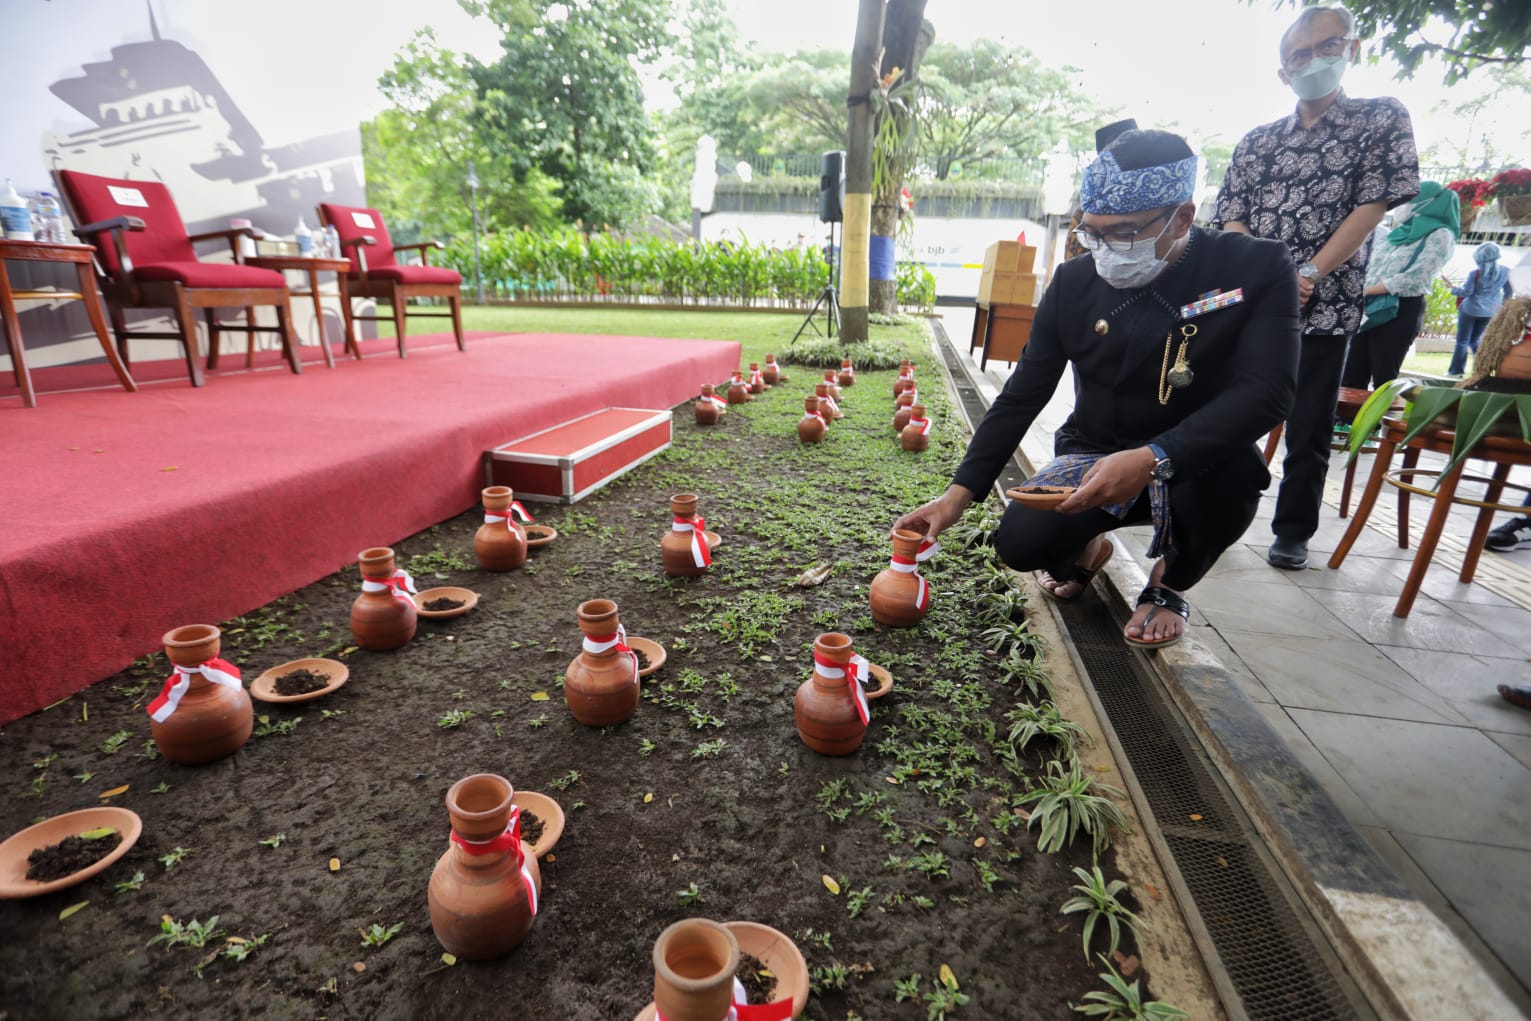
[{"x1": 928, "y1": 317, "x2": 1527, "y2": 1021}]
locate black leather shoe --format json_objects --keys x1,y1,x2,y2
[{"x1": 1267, "y1": 537, "x2": 1309, "y2": 570}]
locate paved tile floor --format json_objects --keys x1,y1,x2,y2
[{"x1": 943, "y1": 307, "x2": 1531, "y2": 1004}]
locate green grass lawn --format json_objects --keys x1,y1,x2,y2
[{"x1": 453, "y1": 305, "x2": 930, "y2": 366}]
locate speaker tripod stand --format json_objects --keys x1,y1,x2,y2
[{"x1": 791, "y1": 222, "x2": 839, "y2": 344}]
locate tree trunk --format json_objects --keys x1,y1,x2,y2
[
  {"x1": 868, "y1": 3, "x2": 931, "y2": 316},
  {"x1": 839, "y1": 0, "x2": 886, "y2": 344}
]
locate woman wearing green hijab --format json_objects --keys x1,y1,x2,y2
[{"x1": 1341, "y1": 181, "x2": 1460, "y2": 388}]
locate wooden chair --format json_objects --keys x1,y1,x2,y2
[
  {"x1": 316, "y1": 204, "x2": 465, "y2": 358},
  {"x1": 55, "y1": 170, "x2": 301, "y2": 386},
  {"x1": 1261, "y1": 387, "x2": 1394, "y2": 518},
  {"x1": 1327, "y1": 416, "x2": 1531, "y2": 617}
]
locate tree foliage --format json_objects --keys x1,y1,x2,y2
[{"x1": 1261, "y1": 0, "x2": 1530, "y2": 83}]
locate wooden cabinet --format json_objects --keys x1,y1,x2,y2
[{"x1": 968, "y1": 301, "x2": 1036, "y2": 371}]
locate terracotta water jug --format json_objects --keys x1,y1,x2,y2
[
  {"x1": 795, "y1": 633, "x2": 892, "y2": 755},
  {"x1": 428, "y1": 773, "x2": 538, "y2": 960},
  {"x1": 652, "y1": 919, "x2": 740, "y2": 1021},
  {"x1": 662, "y1": 493, "x2": 712, "y2": 577},
  {"x1": 350, "y1": 546, "x2": 417, "y2": 650},
  {"x1": 148, "y1": 624, "x2": 253, "y2": 765},
  {"x1": 893, "y1": 391, "x2": 918, "y2": 431},
  {"x1": 763, "y1": 354, "x2": 782, "y2": 386},
  {"x1": 822, "y1": 370, "x2": 843, "y2": 402},
  {"x1": 748, "y1": 363, "x2": 768, "y2": 393},
  {"x1": 893, "y1": 360, "x2": 914, "y2": 398},
  {"x1": 870, "y1": 530, "x2": 938, "y2": 627},
  {"x1": 837, "y1": 357, "x2": 855, "y2": 387},
  {"x1": 798, "y1": 395, "x2": 827, "y2": 443},
  {"x1": 814, "y1": 382, "x2": 842, "y2": 422},
  {"x1": 727, "y1": 371, "x2": 752, "y2": 404},
  {"x1": 695, "y1": 384, "x2": 726, "y2": 425},
  {"x1": 896, "y1": 384, "x2": 916, "y2": 410},
  {"x1": 564, "y1": 599, "x2": 640, "y2": 726},
  {"x1": 476, "y1": 486, "x2": 529, "y2": 571},
  {"x1": 901, "y1": 404, "x2": 931, "y2": 452}
]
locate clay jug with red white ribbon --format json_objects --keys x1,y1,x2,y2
[
  {"x1": 821, "y1": 370, "x2": 843, "y2": 402},
  {"x1": 893, "y1": 360, "x2": 914, "y2": 399},
  {"x1": 350, "y1": 546, "x2": 417, "y2": 650},
  {"x1": 695, "y1": 384, "x2": 726, "y2": 425},
  {"x1": 726, "y1": 372, "x2": 752, "y2": 404},
  {"x1": 893, "y1": 389, "x2": 918, "y2": 431},
  {"x1": 798, "y1": 394, "x2": 827, "y2": 444},
  {"x1": 475, "y1": 486, "x2": 529, "y2": 571},
  {"x1": 564, "y1": 599, "x2": 640, "y2": 726},
  {"x1": 651, "y1": 919, "x2": 740, "y2": 1021},
  {"x1": 837, "y1": 357, "x2": 855, "y2": 387},
  {"x1": 900, "y1": 404, "x2": 931, "y2": 452},
  {"x1": 814, "y1": 382, "x2": 841, "y2": 422},
  {"x1": 428, "y1": 773, "x2": 539, "y2": 960},
  {"x1": 870, "y1": 530, "x2": 938, "y2": 627},
  {"x1": 762, "y1": 354, "x2": 782, "y2": 386},
  {"x1": 662, "y1": 493, "x2": 712, "y2": 577},
  {"x1": 747, "y1": 362, "x2": 768, "y2": 393},
  {"x1": 149, "y1": 624, "x2": 253, "y2": 765},
  {"x1": 795, "y1": 633, "x2": 890, "y2": 756}
]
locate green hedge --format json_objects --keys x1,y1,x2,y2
[{"x1": 439, "y1": 226, "x2": 935, "y2": 311}]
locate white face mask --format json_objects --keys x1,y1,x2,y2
[
  {"x1": 1091, "y1": 216, "x2": 1175, "y2": 290},
  {"x1": 1290, "y1": 53, "x2": 1348, "y2": 101}
]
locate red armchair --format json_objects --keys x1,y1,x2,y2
[
  {"x1": 54, "y1": 170, "x2": 301, "y2": 386},
  {"x1": 317, "y1": 204, "x2": 465, "y2": 358}
]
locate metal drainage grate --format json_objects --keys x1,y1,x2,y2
[{"x1": 1059, "y1": 595, "x2": 1374, "y2": 1021}]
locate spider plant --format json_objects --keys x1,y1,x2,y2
[
  {"x1": 1016, "y1": 759, "x2": 1128, "y2": 855},
  {"x1": 1073, "y1": 957, "x2": 1188, "y2": 1020},
  {"x1": 1006, "y1": 702, "x2": 1084, "y2": 759},
  {"x1": 1060, "y1": 865, "x2": 1145, "y2": 961}
]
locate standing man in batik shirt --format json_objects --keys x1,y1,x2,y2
[{"x1": 1217, "y1": 3, "x2": 1418, "y2": 572}]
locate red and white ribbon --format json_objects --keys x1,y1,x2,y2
[
  {"x1": 820, "y1": 393, "x2": 840, "y2": 417},
  {"x1": 448, "y1": 806, "x2": 538, "y2": 916},
  {"x1": 147, "y1": 657, "x2": 242, "y2": 722},
  {"x1": 583, "y1": 623, "x2": 639, "y2": 686},
  {"x1": 802, "y1": 409, "x2": 825, "y2": 426},
  {"x1": 749, "y1": 368, "x2": 765, "y2": 389},
  {"x1": 362, "y1": 568, "x2": 417, "y2": 607},
  {"x1": 485, "y1": 501, "x2": 535, "y2": 526},
  {"x1": 673, "y1": 514, "x2": 712, "y2": 568},
  {"x1": 907, "y1": 414, "x2": 932, "y2": 436},
  {"x1": 842, "y1": 361, "x2": 854, "y2": 378},
  {"x1": 655, "y1": 977, "x2": 794, "y2": 1021},
  {"x1": 702, "y1": 393, "x2": 728, "y2": 410},
  {"x1": 889, "y1": 538, "x2": 940, "y2": 611},
  {"x1": 813, "y1": 649, "x2": 872, "y2": 725}
]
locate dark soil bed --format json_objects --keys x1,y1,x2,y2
[
  {"x1": 26, "y1": 831, "x2": 124, "y2": 883},
  {"x1": 273, "y1": 669, "x2": 331, "y2": 697},
  {"x1": 0, "y1": 353, "x2": 1132, "y2": 1020}
]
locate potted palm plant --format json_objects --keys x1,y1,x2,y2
[{"x1": 1348, "y1": 297, "x2": 1531, "y2": 484}]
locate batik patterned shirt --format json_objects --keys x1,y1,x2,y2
[{"x1": 1216, "y1": 91, "x2": 1419, "y2": 335}]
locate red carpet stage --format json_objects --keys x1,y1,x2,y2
[{"x1": 0, "y1": 331, "x2": 741, "y2": 724}]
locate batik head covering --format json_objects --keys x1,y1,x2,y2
[
  {"x1": 1388, "y1": 181, "x2": 1460, "y2": 245},
  {"x1": 1080, "y1": 129, "x2": 1198, "y2": 215}
]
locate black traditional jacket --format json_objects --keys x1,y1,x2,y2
[{"x1": 953, "y1": 227, "x2": 1299, "y2": 497}]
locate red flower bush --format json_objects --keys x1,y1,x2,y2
[
  {"x1": 1492, "y1": 168, "x2": 1531, "y2": 197},
  {"x1": 1446, "y1": 177, "x2": 1495, "y2": 208}
]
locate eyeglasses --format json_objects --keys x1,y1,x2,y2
[
  {"x1": 1283, "y1": 35, "x2": 1352, "y2": 73},
  {"x1": 1073, "y1": 209, "x2": 1174, "y2": 253}
]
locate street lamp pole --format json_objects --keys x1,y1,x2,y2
[{"x1": 466, "y1": 163, "x2": 485, "y2": 305}]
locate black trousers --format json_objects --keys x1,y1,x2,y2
[
  {"x1": 993, "y1": 451, "x2": 1269, "y2": 593},
  {"x1": 1341, "y1": 295, "x2": 1426, "y2": 390},
  {"x1": 1273, "y1": 333, "x2": 1350, "y2": 542}
]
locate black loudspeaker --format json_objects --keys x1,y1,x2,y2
[{"x1": 819, "y1": 150, "x2": 846, "y2": 223}]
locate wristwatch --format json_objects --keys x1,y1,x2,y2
[
  {"x1": 1297, "y1": 261, "x2": 1320, "y2": 283},
  {"x1": 1148, "y1": 443, "x2": 1175, "y2": 481}
]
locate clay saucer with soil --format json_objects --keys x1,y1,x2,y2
[
  {"x1": 864, "y1": 662, "x2": 895, "y2": 701},
  {"x1": 631, "y1": 920, "x2": 808, "y2": 1021},
  {"x1": 0, "y1": 807, "x2": 143, "y2": 899},
  {"x1": 523, "y1": 524, "x2": 558, "y2": 549},
  {"x1": 414, "y1": 587, "x2": 480, "y2": 619},
  {"x1": 510, "y1": 791, "x2": 565, "y2": 858},
  {"x1": 624, "y1": 636, "x2": 667, "y2": 678},
  {"x1": 249, "y1": 658, "x2": 349, "y2": 704},
  {"x1": 703, "y1": 530, "x2": 722, "y2": 550},
  {"x1": 1004, "y1": 484, "x2": 1076, "y2": 509}
]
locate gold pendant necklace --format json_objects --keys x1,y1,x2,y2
[{"x1": 1157, "y1": 324, "x2": 1198, "y2": 405}]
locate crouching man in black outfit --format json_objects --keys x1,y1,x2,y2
[{"x1": 894, "y1": 129, "x2": 1298, "y2": 648}]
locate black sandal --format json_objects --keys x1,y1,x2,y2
[
  {"x1": 1125, "y1": 586, "x2": 1189, "y2": 649},
  {"x1": 1038, "y1": 538, "x2": 1113, "y2": 603}
]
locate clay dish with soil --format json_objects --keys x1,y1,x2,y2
[
  {"x1": 726, "y1": 921, "x2": 810, "y2": 1016},
  {"x1": 1005, "y1": 485, "x2": 1076, "y2": 509},
  {"x1": 624, "y1": 636, "x2": 667, "y2": 678},
  {"x1": 523, "y1": 524, "x2": 558, "y2": 549},
  {"x1": 509, "y1": 791, "x2": 565, "y2": 858},
  {"x1": 414, "y1": 587, "x2": 481, "y2": 619},
  {"x1": 0, "y1": 807, "x2": 142, "y2": 899},
  {"x1": 249, "y1": 658, "x2": 349, "y2": 704}
]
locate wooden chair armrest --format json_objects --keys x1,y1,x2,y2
[
  {"x1": 72, "y1": 216, "x2": 144, "y2": 277},
  {"x1": 393, "y1": 240, "x2": 444, "y2": 266},
  {"x1": 342, "y1": 235, "x2": 376, "y2": 278},
  {"x1": 188, "y1": 226, "x2": 261, "y2": 260}
]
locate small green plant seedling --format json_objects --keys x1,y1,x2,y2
[
  {"x1": 159, "y1": 847, "x2": 191, "y2": 871},
  {"x1": 101, "y1": 730, "x2": 132, "y2": 754},
  {"x1": 677, "y1": 882, "x2": 704, "y2": 906},
  {"x1": 259, "y1": 833, "x2": 286, "y2": 849},
  {"x1": 437, "y1": 708, "x2": 473, "y2": 729},
  {"x1": 113, "y1": 870, "x2": 146, "y2": 895},
  {"x1": 147, "y1": 914, "x2": 224, "y2": 949},
  {"x1": 1060, "y1": 866, "x2": 1145, "y2": 961},
  {"x1": 360, "y1": 922, "x2": 404, "y2": 948}
]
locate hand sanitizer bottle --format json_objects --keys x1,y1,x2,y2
[
  {"x1": 295, "y1": 216, "x2": 313, "y2": 256},
  {"x1": 1, "y1": 179, "x2": 35, "y2": 241}
]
